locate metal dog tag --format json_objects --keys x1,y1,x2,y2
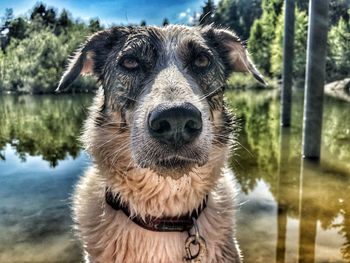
[
  {"x1": 183, "y1": 217, "x2": 207, "y2": 263},
  {"x1": 184, "y1": 234, "x2": 207, "y2": 263}
]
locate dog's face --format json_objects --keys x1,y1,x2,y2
[{"x1": 58, "y1": 25, "x2": 264, "y2": 178}]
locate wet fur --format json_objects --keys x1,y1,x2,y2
[{"x1": 58, "y1": 25, "x2": 265, "y2": 263}]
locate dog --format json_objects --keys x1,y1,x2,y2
[{"x1": 57, "y1": 25, "x2": 265, "y2": 263}]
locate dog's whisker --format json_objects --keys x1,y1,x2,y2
[
  {"x1": 94, "y1": 133, "x2": 129, "y2": 150},
  {"x1": 109, "y1": 145, "x2": 130, "y2": 166},
  {"x1": 107, "y1": 142, "x2": 132, "y2": 165},
  {"x1": 194, "y1": 86, "x2": 224, "y2": 102},
  {"x1": 98, "y1": 121, "x2": 129, "y2": 128}
]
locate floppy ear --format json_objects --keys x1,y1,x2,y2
[
  {"x1": 202, "y1": 26, "x2": 267, "y2": 86},
  {"x1": 56, "y1": 27, "x2": 127, "y2": 92}
]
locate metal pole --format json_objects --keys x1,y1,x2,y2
[
  {"x1": 302, "y1": 0, "x2": 329, "y2": 159},
  {"x1": 281, "y1": 0, "x2": 295, "y2": 127}
]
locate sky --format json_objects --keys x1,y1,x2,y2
[{"x1": 0, "y1": 0, "x2": 219, "y2": 26}]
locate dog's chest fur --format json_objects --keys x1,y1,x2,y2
[{"x1": 73, "y1": 167, "x2": 241, "y2": 263}]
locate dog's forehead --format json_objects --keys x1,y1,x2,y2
[
  {"x1": 124, "y1": 26, "x2": 205, "y2": 51},
  {"x1": 163, "y1": 26, "x2": 206, "y2": 51},
  {"x1": 162, "y1": 25, "x2": 203, "y2": 40}
]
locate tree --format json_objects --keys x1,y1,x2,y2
[
  {"x1": 292, "y1": 8, "x2": 308, "y2": 84},
  {"x1": 248, "y1": 0, "x2": 284, "y2": 74},
  {"x1": 162, "y1": 18, "x2": 169, "y2": 26},
  {"x1": 57, "y1": 9, "x2": 73, "y2": 29},
  {"x1": 2, "y1": 30, "x2": 66, "y2": 93},
  {"x1": 0, "y1": 8, "x2": 13, "y2": 33},
  {"x1": 328, "y1": 12, "x2": 350, "y2": 81},
  {"x1": 88, "y1": 18, "x2": 103, "y2": 32},
  {"x1": 140, "y1": 20, "x2": 147, "y2": 26},
  {"x1": 270, "y1": 6, "x2": 308, "y2": 85},
  {"x1": 0, "y1": 2, "x2": 102, "y2": 94},
  {"x1": 30, "y1": 3, "x2": 57, "y2": 27},
  {"x1": 199, "y1": 0, "x2": 215, "y2": 25},
  {"x1": 214, "y1": 0, "x2": 262, "y2": 39},
  {"x1": 329, "y1": 0, "x2": 350, "y2": 26},
  {"x1": 0, "y1": 8, "x2": 14, "y2": 50},
  {"x1": 7, "y1": 17, "x2": 28, "y2": 41}
]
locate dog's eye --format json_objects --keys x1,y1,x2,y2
[
  {"x1": 194, "y1": 54, "x2": 210, "y2": 68},
  {"x1": 121, "y1": 57, "x2": 139, "y2": 70}
]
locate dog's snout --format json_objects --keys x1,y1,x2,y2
[{"x1": 148, "y1": 102, "x2": 202, "y2": 148}]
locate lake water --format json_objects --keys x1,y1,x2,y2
[{"x1": 0, "y1": 91, "x2": 349, "y2": 263}]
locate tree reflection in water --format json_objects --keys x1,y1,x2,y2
[
  {"x1": 227, "y1": 90, "x2": 350, "y2": 262},
  {"x1": 0, "y1": 94, "x2": 92, "y2": 167},
  {"x1": 0, "y1": 91, "x2": 349, "y2": 262}
]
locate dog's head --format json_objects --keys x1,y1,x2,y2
[{"x1": 58, "y1": 25, "x2": 264, "y2": 178}]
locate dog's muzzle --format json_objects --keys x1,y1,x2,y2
[{"x1": 148, "y1": 102, "x2": 202, "y2": 149}]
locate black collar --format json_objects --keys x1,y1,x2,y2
[{"x1": 105, "y1": 189, "x2": 207, "y2": 232}]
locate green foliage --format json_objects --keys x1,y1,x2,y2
[
  {"x1": 7, "y1": 17, "x2": 28, "y2": 40},
  {"x1": 270, "y1": 6, "x2": 308, "y2": 84},
  {"x1": 3, "y1": 30, "x2": 64, "y2": 93},
  {"x1": 214, "y1": 0, "x2": 262, "y2": 39},
  {"x1": 30, "y1": 3, "x2": 57, "y2": 27},
  {"x1": 1, "y1": 25, "x2": 96, "y2": 94},
  {"x1": 88, "y1": 18, "x2": 103, "y2": 32},
  {"x1": 1, "y1": 1, "x2": 349, "y2": 93},
  {"x1": 329, "y1": 0, "x2": 350, "y2": 26},
  {"x1": 0, "y1": 2, "x2": 100, "y2": 94},
  {"x1": 328, "y1": 15, "x2": 350, "y2": 81},
  {"x1": 248, "y1": 0, "x2": 349, "y2": 83},
  {"x1": 292, "y1": 8, "x2": 308, "y2": 83},
  {"x1": 248, "y1": 0, "x2": 283, "y2": 74},
  {"x1": 270, "y1": 11, "x2": 284, "y2": 76}
]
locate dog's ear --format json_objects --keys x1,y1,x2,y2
[
  {"x1": 202, "y1": 26, "x2": 267, "y2": 86},
  {"x1": 56, "y1": 27, "x2": 128, "y2": 92}
]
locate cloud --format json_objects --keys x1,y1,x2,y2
[
  {"x1": 188, "y1": 12, "x2": 201, "y2": 24},
  {"x1": 178, "y1": 7, "x2": 195, "y2": 24},
  {"x1": 179, "y1": 12, "x2": 187, "y2": 18}
]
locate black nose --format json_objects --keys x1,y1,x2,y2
[{"x1": 148, "y1": 102, "x2": 202, "y2": 148}]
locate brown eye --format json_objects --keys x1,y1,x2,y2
[
  {"x1": 122, "y1": 57, "x2": 139, "y2": 69},
  {"x1": 194, "y1": 54, "x2": 210, "y2": 68}
]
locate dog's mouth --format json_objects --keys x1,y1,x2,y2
[
  {"x1": 155, "y1": 156, "x2": 200, "y2": 169},
  {"x1": 148, "y1": 156, "x2": 205, "y2": 177},
  {"x1": 135, "y1": 149, "x2": 208, "y2": 173}
]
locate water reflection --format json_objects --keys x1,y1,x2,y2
[
  {"x1": 0, "y1": 94, "x2": 92, "y2": 167},
  {"x1": 298, "y1": 160, "x2": 319, "y2": 263},
  {"x1": 0, "y1": 94, "x2": 92, "y2": 263},
  {"x1": 298, "y1": 160, "x2": 350, "y2": 263},
  {"x1": 276, "y1": 128, "x2": 293, "y2": 263},
  {"x1": 0, "y1": 92, "x2": 349, "y2": 262},
  {"x1": 229, "y1": 90, "x2": 350, "y2": 263}
]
